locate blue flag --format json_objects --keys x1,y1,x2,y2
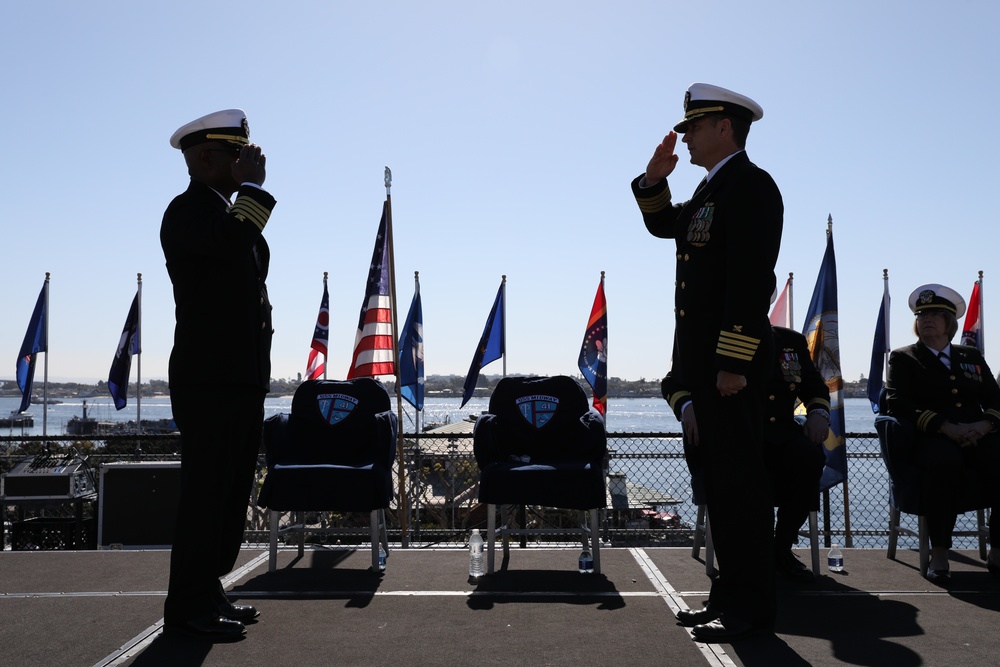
[
  {"x1": 399, "y1": 280, "x2": 424, "y2": 410},
  {"x1": 16, "y1": 281, "x2": 48, "y2": 414},
  {"x1": 108, "y1": 292, "x2": 141, "y2": 410},
  {"x1": 802, "y1": 226, "x2": 847, "y2": 492},
  {"x1": 462, "y1": 281, "x2": 505, "y2": 407},
  {"x1": 866, "y1": 280, "x2": 890, "y2": 413}
]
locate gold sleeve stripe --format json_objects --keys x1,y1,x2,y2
[
  {"x1": 719, "y1": 330, "x2": 761, "y2": 346},
  {"x1": 807, "y1": 398, "x2": 832, "y2": 411},
  {"x1": 986, "y1": 408, "x2": 1000, "y2": 422},
  {"x1": 231, "y1": 197, "x2": 271, "y2": 232},
  {"x1": 635, "y1": 187, "x2": 672, "y2": 213},
  {"x1": 717, "y1": 346, "x2": 755, "y2": 361},
  {"x1": 668, "y1": 390, "x2": 692, "y2": 414},
  {"x1": 917, "y1": 410, "x2": 939, "y2": 432}
]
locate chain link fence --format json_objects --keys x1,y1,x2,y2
[{"x1": 0, "y1": 432, "x2": 988, "y2": 551}]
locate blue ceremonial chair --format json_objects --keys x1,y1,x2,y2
[
  {"x1": 875, "y1": 389, "x2": 989, "y2": 574},
  {"x1": 258, "y1": 378, "x2": 397, "y2": 573},
  {"x1": 473, "y1": 375, "x2": 608, "y2": 574}
]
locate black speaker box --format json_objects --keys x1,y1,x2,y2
[{"x1": 98, "y1": 462, "x2": 181, "y2": 548}]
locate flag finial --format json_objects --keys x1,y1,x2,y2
[{"x1": 384, "y1": 166, "x2": 392, "y2": 194}]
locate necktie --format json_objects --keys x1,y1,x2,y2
[{"x1": 938, "y1": 351, "x2": 950, "y2": 369}]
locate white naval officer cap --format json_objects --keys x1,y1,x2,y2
[
  {"x1": 674, "y1": 83, "x2": 764, "y2": 133},
  {"x1": 169, "y1": 109, "x2": 250, "y2": 151},
  {"x1": 908, "y1": 283, "x2": 966, "y2": 319}
]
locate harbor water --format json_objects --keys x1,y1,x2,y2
[{"x1": 0, "y1": 395, "x2": 881, "y2": 437}]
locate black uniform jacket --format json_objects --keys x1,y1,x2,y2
[
  {"x1": 661, "y1": 326, "x2": 829, "y2": 440},
  {"x1": 764, "y1": 326, "x2": 830, "y2": 442},
  {"x1": 632, "y1": 151, "x2": 783, "y2": 387},
  {"x1": 160, "y1": 180, "x2": 276, "y2": 392},
  {"x1": 886, "y1": 341, "x2": 1000, "y2": 434}
]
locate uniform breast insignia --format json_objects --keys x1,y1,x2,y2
[
  {"x1": 780, "y1": 350, "x2": 803, "y2": 383},
  {"x1": 960, "y1": 362, "x2": 982, "y2": 382},
  {"x1": 686, "y1": 203, "x2": 714, "y2": 246}
]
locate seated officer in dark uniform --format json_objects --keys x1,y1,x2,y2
[
  {"x1": 764, "y1": 326, "x2": 829, "y2": 582},
  {"x1": 885, "y1": 283, "x2": 1000, "y2": 582},
  {"x1": 663, "y1": 325, "x2": 829, "y2": 583}
]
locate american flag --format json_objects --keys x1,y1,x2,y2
[
  {"x1": 305, "y1": 278, "x2": 330, "y2": 380},
  {"x1": 348, "y1": 202, "x2": 395, "y2": 378}
]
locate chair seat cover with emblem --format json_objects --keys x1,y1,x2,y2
[
  {"x1": 258, "y1": 378, "x2": 396, "y2": 513},
  {"x1": 473, "y1": 375, "x2": 607, "y2": 510}
]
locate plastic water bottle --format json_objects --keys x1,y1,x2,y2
[
  {"x1": 827, "y1": 543, "x2": 844, "y2": 572},
  {"x1": 579, "y1": 549, "x2": 594, "y2": 574},
  {"x1": 378, "y1": 544, "x2": 387, "y2": 571},
  {"x1": 469, "y1": 529, "x2": 485, "y2": 579}
]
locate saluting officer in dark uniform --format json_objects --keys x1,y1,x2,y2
[
  {"x1": 633, "y1": 83, "x2": 783, "y2": 642},
  {"x1": 161, "y1": 109, "x2": 275, "y2": 640},
  {"x1": 764, "y1": 326, "x2": 829, "y2": 581},
  {"x1": 886, "y1": 284, "x2": 1000, "y2": 582}
]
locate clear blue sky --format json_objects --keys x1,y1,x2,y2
[{"x1": 2, "y1": 1, "x2": 998, "y2": 387}]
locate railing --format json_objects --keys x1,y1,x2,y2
[{"x1": 0, "y1": 432, "x2": 985, "y2": 551}]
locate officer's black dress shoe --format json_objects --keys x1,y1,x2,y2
[
  {"x1": 220, "y1": 601, "x2": 260, "y2": 622},
  {"x1": 676, "y1": 604, "x2": 721, "y2": 627},
  {"x1": 691, "y1": 614, "x2": 767, "y2": 643},
  {"x1": 776, "y1": 550, "x2": 815, "y2": 582},
  {"x1": 164, "y1": 615, "x2": 246, "y2": 641}
]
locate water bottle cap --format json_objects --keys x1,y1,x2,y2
[{"x1": 472, "y1": 528, "x2": 480, "y2": 535}]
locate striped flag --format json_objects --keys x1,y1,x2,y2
[
  {"x1": 769, "y1": 275, "x2": 792, "y2": 328},
  {"x1": 578, "y1": 273, "x2": 608, "y2": 416},
  {"x1": 108, "y1": 291, "x2": 141, "y2": 410},
  {"x1": 305, "y1": 277, "x2": 330, "y2": 380},
  {"x1": 348, "y1": 202, "x2": 395, "y2": 378},
  {"x1": 961, "y1": 275, "x2": 983, "y2": 352},
  {"x1": 802, "y1": 221, "x2": 847, "y2": 492}
]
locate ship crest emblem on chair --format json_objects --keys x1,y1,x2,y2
[
  {"x1": 515, "y1": 395, "x2": 559, "y2": 429},
  {"x1": 316, "y1": 393, "x2": 359, "y2": 425}
]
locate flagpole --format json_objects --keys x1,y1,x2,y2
[
  {"x1": 787, "y1": 272, "x2": 794, "y2": 329},
  {"x1": 322, "y1": 272, "x2": 329, "y2": 379},
  {"x1": 384, "y1": 166, "x2": 410, "y2": 548},
  {"x1": 43, "y1": 272, "x2": 50, "y2": 437},
  {"x1": 501, "y1": 275, "x2": 507, "y2": 378},
  {"x1": 882, "y1": 268, "x2": 890, "y2": 383},
  {"x1": 413, "y1": 270, "x2": 421, "y2": 436},
  {"x1": 828, "y1": 215, "x2": 853, "y2": 548},
  {"x1": 135, "y1": 273, "x2": 143, "y2": 435},
  {"x1": 978, "y1": 270, "x2": 985, "y2": 355}
]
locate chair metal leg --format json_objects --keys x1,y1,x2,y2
[
  {"x1": 296, "y1": 511, "x2": 305, "y2": 559},
  {"x1": 887, "y1": 506, "x2": 900, "y2": 560},
  {"x1": 269, "y1": 510, "x2": 280, "y2": 572},
  {"x1": 808, "y1": 510, "x2": 820, "y2": 575},
  {"x1": 704, "y1": 512, "x2": 716, "y2": 576},
  {"x1": 977, "y1": 508, "x2": 989, "y2": 561},
  {"x1": 692, "y1": 504, "x2": 706, "y2": 559},
  {"x1": 589, "y1": 508, "x2": 601, "y2": 574},
  {"x1": 370, "y1": 510, "x2": 380, "y2": 571},
  {"x1": 486, "y1": 503, "x2": 496, "y2": 574},
  {"x1": 918, "y1": 515, "x2": 929, "y2": 574}
]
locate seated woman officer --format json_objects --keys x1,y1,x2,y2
[{"x1": 885, "y1": 283, "x2": 1000, "y2": 582}]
